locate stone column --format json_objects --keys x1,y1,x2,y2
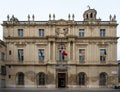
[
  {"x1": 50, "y1": 42, "x2": 53, "y2": 60},
  {"x1": 53, "y1": 42, "x2": 56, "y2": 62},
  {"x1": 68, "y1": 42, "x2": 71, "y2": 62},
  {"x1": 48, "y1": 42, "x2": 51, "y2": 62},
  {"x1": 73, "y1": 42, "x2": 75, "y2": 61},
  {"x1": 72, "y1": 26, "x2": 75, "y2": 36}
]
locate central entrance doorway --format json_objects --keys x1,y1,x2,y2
[{"x1": 58, "y1": 73, "x2": 66, "y2": 88}]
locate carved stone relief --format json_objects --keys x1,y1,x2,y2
[{"x1": 55, "y1": 28, "x2": 68, "y2": 37}]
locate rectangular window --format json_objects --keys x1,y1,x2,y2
[
  {"x1": 79, "y1": 49, "x2": 85, "y2": 62},
  {"x1": 39, "y1": 29, "x2": 44, "y2": 37},
  {"x1": 100, "y1": 29, "x2": 105, "y2": 37},
  {"x1": 79, "y1": 29, "x2": 85, "y2": 37},
  {"x1": 18, "y1": 29, "x2": 23, "y2": 37},
  {"x1": 9, "y1": 65, "x2": 11, "y2": 68},
  {"x1": 38, "y1": 49, "x2": 44, "y2": 62},
  {"x1": 9, "y1": 75, "x2": 11, "y2": 79},
  {"x1": 18, "y1": 49, "x2": 24, "y2": 61},
  {"x1": 1, "y1": 66, "x2": 6, "y2": 75},
  {"x1": 100, "y1": 49, "x2": 107, "y2": 62},
  {"x1": 1, "y1": 52, "x2": 5, "y2": 61},
  {"x1": 9, "y1": 50, "x2": 11, "y2": 55},
  {"x1": 59, "y1": 49, "x2": 63, "y2": 61}
]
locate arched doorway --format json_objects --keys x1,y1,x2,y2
[
  {"x1": 37, "y1": 72, "x2": 45, "y2": 86},
  {"x1": 99, "y1": 72, "x2": 107, "y2": 86},
  {"x1": 78, "y1": 72, "x2": 86, "y2": 86},
  {"x1": 17, "y1": 72, "x2": 24, "y2": 85}
]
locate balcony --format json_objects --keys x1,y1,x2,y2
[{"x1": 56, "y1": 60, "x2": 68, "y2": 65}]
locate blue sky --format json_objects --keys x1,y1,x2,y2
[{"x1": 0, "y1": 0, "x2": 120, "y2": 60}]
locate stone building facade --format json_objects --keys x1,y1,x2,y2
[
  {"x1": 0, "y1": 40, "x2": 6, "y2": 88},
  {"x1": 1, "y1": 8, "x2": 119, "y2": 88},
  {"x1": 118, "y1": 60, "x2": 120, "y2": 82}
]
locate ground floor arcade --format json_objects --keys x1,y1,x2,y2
[{"x1": 1, "y1": 64, "x2": 118, "y2": 88}]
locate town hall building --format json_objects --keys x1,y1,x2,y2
[{"x1": 0, "y1": 8, "x2": 119, "y2": 88}]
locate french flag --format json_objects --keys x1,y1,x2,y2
[{"x1": 61, "y1": 47, "x2": 67, "y2": 56}]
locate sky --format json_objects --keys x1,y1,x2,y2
[{"x1": 0, "y1": 0, "x2": 120, "y2": 60}]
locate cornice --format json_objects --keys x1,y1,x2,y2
[
  {"x1": 4, "y1": 36, "x2": 119, "y2": 40},
  {"x1": 76, "y1": 63, "x2": 118, "y2": 66},
  {"x1": 4, "y1": 36, "x2": 47, "y2": 40},
  {"x1": 77, "y1": 37, "x2": 119, "y2": 40},
  {"x1": 5, "y1": 63, "x2": 118, "y2": 66},
  {"x1": 2, "y1": 20, "x2": 118, "y2": 27}
]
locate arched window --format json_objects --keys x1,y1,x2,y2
[
  {"x1": 18, "y1": 72, "x2": 24, "y2": 85},
  {"x1": 99, "y1": 73, "x2": 107, "y2": 86},
  {"x1": 39, "y1": 73, "x2": 45, "y2": 85},
  {"x1": 90, "y1": 13, "x2": 93, "y2": 18},
  {"x1": 78, "y1": 72, "x2": 86, "y2": 85}
]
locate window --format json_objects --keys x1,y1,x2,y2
[
  {"x1": 9, "y1": 50, "x2": 11, "y2": 55},
  {"x1": 79, "y1": 49, "x2": 85, "y2": 62},
  {"x1": 39, "y1": 73, "x2": 45, "y2": 85},
  {"x1": 99, "y1": 73, "x2": 107, "y2": 86},
  {"x1": 1, "y1": 52, "x2": 5, "y2": 61},
  {"x1": 18, "y1": 29, "x2": 23, "y2": 37},
  {"x1": 100, "y1": 49, "x2": 107, "y2": 62},
  {"x1": 79, "y1": 29, "x2": 84, "y2": 37},
  {"x1": 79, "y1": 72, "x2": 86, "y2": 85},
  {"x1": 18, "y1": 72, "x2": 24, "y2": 85},
  {"x1": 39, "y1": 29, "x2": 44, "y2": 37},
  {"x1": 9, "y1": 75, "x2": 11, "y2": 79},
  {"x1": 90, "y1": 13, "x2": 93, "y2": 18},
  {"x1": 100, "y1": 29, "x2": 105, "y2": 37},
  {"x1": 9, "y1": 65, "x2": 11, "y2": 68},
  {"x1": 18, "y1": 49, "x2": 24, "y2": 61},
  {"x1": 1, "y1": 66, "x2": 6, "y2": 75},
  {"x1": 38, "y1": 49, "x2": 44, "y2": 62}
]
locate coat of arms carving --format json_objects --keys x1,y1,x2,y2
[{"x1": 55, "y1": 28, "x2": 68, "y2": 37}]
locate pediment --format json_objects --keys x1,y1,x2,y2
[{"x1": 56, "y1": 19, "x2": 68, "y2": 25}]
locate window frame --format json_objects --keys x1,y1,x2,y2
[
  {"x1": 1, "y1": 52, "x2": 5, "y2": 61},
  {"x1": 38, "y1": 49, "x2": 44, "y2": 62},
  {"x1": 79, "y1": 49, "x2": 85, "y2": 62},
  {"x1": 18, "y1": 29, "x2": 23, "y2": 37},
  {"x1": 1, "y1": 66, "x2": 6, "y2": 75},
  {"x1": 39, "y1": 73, "x2": 45, "y2": 85},
  {"x1": 18, "y1": 72, "x2": 24, "y2": 85},
  {"x1": 79, "y1": 29, "x2": 85, "y2": 37},
  {"x1": 100, "y1": 29, "x2": 106, "y2": 37},
  {"x1": 100, "y1": 49, "x2": 107, "y2": 62},
  {"x1": 9, "y1": 50, "x2": 11, "y2": 55},
  {"x1": 78, "y1": 72, "x2": 86, "y2": 86},
  {"x1": 18, "y1": 49, "x2": 24, "y2": 62},
  {"x1": 99, "y1": 73, "x2": 107, "y2": 86},
  {"x1": 39, "y1": 29, "x2": 44, "y2": 37}
]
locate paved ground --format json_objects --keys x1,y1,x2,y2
[{"x1": 0, "y1": 88, "x2": 120, "y2": 92}]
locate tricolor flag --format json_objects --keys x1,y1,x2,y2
[
  {"x1": 100, "y1": 49, "x2": 107, "y2": 58},
  {"x1": 61, "y1": 47, "x2": 67, "y2": 60},
  {"x1": 103, "y1": 49, "x2": 107, "y2": 57}
]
